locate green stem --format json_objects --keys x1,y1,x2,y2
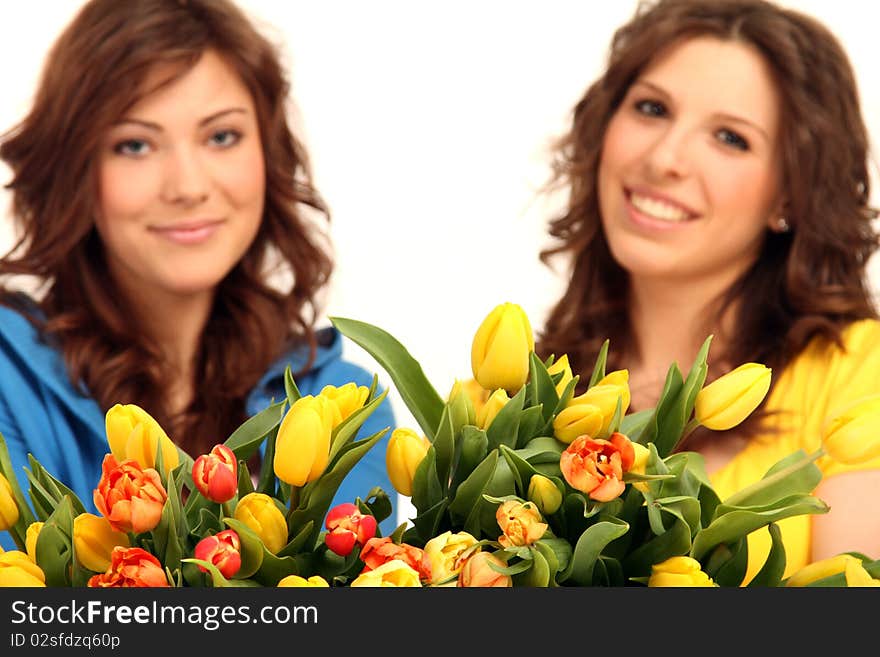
[
  {"x1": 221, "y1": 502, "x2": 233, "y2": 521},
  {"x1": 723, "y1": 448, "x2": 825, "y2": 508}
]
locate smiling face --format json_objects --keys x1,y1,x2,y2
[
  {"x1": 95, "y1": 49, "x2": 265, "y2": 306},
  {"x1": 597, "y1": 36, "x2": 783, "y2": 288}
]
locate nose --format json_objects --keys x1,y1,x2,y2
[
  {"x1": 643, "y1": 125, "x2": 691, "y2": 181},
  {"x1": 159, "y1": 145, "x2": 210, "y2": 206}
]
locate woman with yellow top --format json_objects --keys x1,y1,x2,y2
[{"x1": 536, "y1": 0, "x2": 880, "y2": 583}]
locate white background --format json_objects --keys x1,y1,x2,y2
[{"x1": 2, "y1": 2, "x2": 879, "y2": 521}]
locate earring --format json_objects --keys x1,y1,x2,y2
[{"x1": 776, "y1": 216, "x2": 790, "y2": 233}]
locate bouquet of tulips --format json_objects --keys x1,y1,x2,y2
[
  {"x1": 328, "y1": 302, "x2": 880, "y2": 587},
  {"x1": 0, "y1": 373, "x2": 398, "y2": 587}
]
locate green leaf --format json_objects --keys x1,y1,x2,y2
[
  {"x1": 515, "y1": 546, "x2": 552, "y2": 587},
  {"x1": 529, "y1": 352, "x2": 559, "y2": 425},
  {"x1": 0, "y1": 432, "x2": 34, "y2": 548},
  {"x1": 515, "y1": 406, "x2": 547, "y2": 449},
  {"x1": 411, "y1": 446, "x2": 444, "y2": 513},
  {"x1": 692, "y1": 494, "x2": 828, "y2": 561},
  {"x1": 222, "y1": 517, "x2": 266, "y2": 579},
  {"x1": 485, "y1": 386, "x2": 525, "y2": 451},
  {"x1": 587, "y1": 340, "x2": 610, "y2": 389},
  {"x1": 559, "y1": 517, "x2": 629, "y2": 585},
  {"x1": 720, "y1": 450, "x2": 822, "y2": 510},
  {"x1": 225, "y1": 399, "x2": 286, "y2": 462},
  {"x1": 330, "y1": 316, "x2": 444, "y2": 439},
  {"x1": 622, "y1": 517, "x2": 692, "y2": 578},
  {"x1": 747, "y1": 523, "x2": 787, "y2": 587},
  {"x1": 704, "y1": 539, "x2": 749, "y2": 587},
  {"x1": 431, "y1": 405, "x2": 456, "y2": 494},
  {"x1": 283, "y1": 365, "x2": 302, "y2": 405},
  {"x1": 448, "y1": 450, "x2": 498, "y2": 530},
  {"x1": 35, "y1": 496, "x2": 76, "y2": 586},
  {"x1": 621, "y1": 409, "x2": 654, "y2": 443},
  {"x1": 649, "y1": 364, "x2": 686, "y2": 457}
]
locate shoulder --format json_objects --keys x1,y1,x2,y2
[{"x1": 248, "y1": 327, "x2": 383, "y2": 411}]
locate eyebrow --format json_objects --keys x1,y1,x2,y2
[
  {"x1": 632, "y1": 79, "x2": 771, "y2": 143},
  {"x1": 111, "y1": 107, "x2": 250, "y2": 131}
]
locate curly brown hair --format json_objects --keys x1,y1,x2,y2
[
  {"x1": 537, "y1": 0, "x2": 879, "y2": 440},
  {"x1": 0, "y1": 0, "x2": 332, "y2": 455}
]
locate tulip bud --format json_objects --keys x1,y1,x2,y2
[
  {"x1": 324, "y1": 503, "x2": 378, "y2": 557},
  {"x1": 273, "y1": 395, "x2": 336, "y2": 487},
  {"x1": 457, "y1": 551, "x2": 512, "y2": 587},
  {"x1": 73, "y1": 513, "x2": 131, "y2": 573},
  {"x1": 694, "y1": 363, "x2": 771, "y2": 431},
  {"x1": 547, "y1": 354, "x2": 574, "y2": 397},
  {"x1": 319, "y1": 382, "x2": 370, "y2": 427},
  {"x1": 553, "y1": 402, "x2": 603, "y2": 444},
  {"x1": 234, "y1": 493, "x2": 287, "y2": 554},
  {"x1": 0, "y1": 550, "x2": 46, "y2": 587},
  {"x1": 471, "y1": 302, "x2": 535, "y2": 393},
  {"x1": 105, "y1": 403, "x2": 179, "y2": 474},
  {"x1": 821, "y1": 395, "x2": 880, "y2": 465},
  {"x1": 278, "y1": 574, "x2": 330, "y2": 587},
  {"x1": 447, "y1": 379, "x2": 478, "y2": 431},
  {"x1": 192, "y1": 444, "x2": 238, "y2": 503},
  {"x1": 0, "y1": 473, "x2": 20, "y2": 531},
  {"x1": 386, "y1": 427, "x2": 431, "y2": 497},
  {"x1": 194, "y1": 529, "x2": 242, "y2": 579},
  {"x1": 25, "y1": 522, "x2": 43, "y2": 563},
  {"x1": 476, "y1": 388, "x2": 509, "y2": 430},
  {"x1": 648, "y1": 556, "x2": 715, "y2": 587},
  {"x1": 527, "y1": 475, "x2": 562, "y2": 515},
  {"x1": 496, "y1": 500, "x2": 548, "y2": 548},
  {"x1": 785, "y1": 554, "x2": 863, "y2": 587}
]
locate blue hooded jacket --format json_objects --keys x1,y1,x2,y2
[{"x1": 0, "y1": 300, "x2": 396, "y2": 551}]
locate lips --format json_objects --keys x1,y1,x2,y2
[
  {"x1": 149, "y1": 219, "x2": 224, "y2": 245},
  {"x1": 625, "y1": 188, "x2": 698, "y2": 225}
]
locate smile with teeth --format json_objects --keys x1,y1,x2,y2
[{"x1": 629, "y1": 192, "x2": 693, "y2": 223}]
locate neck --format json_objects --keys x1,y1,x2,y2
[
  {"x1": 124, "y1": 286, "x2": 215, "y2": 415},
  {"x1": 627, "y1": 271, "x2": 740, "y2": 409}
]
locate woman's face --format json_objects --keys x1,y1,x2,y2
[
  {"x1": 96, "y1": 49, "x2": 265, "y2": 304},
  {"x1": 597, "y1": 36, "x2": 783, "y2": 288}
]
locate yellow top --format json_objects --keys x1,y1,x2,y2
[{"x1": 709, "y1": 318, "x2": 880, "y2": 584}]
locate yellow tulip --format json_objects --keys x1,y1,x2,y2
[
  {"x1": 527, "y1": 475, "x2": 562, "y2": 515},
  {"x1": 385, "y1": 428, "x2": 431, "y2": 497},
  {"x1": 547, "y1": 354, "x2": 574, "y2": 397},
  {"x1": 629, "y1": 442, "x2": 651, "y2": 493},
  {"x1": 476, "y1": 388, "x2": 509, "y2": 430},
  {"x1": 552, "y1": 402, "x2": 603, "y2": 444},
  {"x1": 25, "y1": 522, "x2": 43, "y2": 563},
  {"x1": 785, "y1": 554, "x2": 862, "y2": 587},
  {"x1": 844, "y1": 559, "x2": 880, "y2": 587},
  {"x1": 496, "y1": 500, "x2": 548, "y2": 548},
  {"x1": 566, "y1": 370, "x2": 631, "y2": 436},
  {"x1": 234, "y1": 493, "x2": 288, "y2": 555},
  {"x1": 0, "y1": 473, "x2": 20, "y2": 531},
  {"x1": 73, "y1": 513, "x2": 131, "y2": 573},
  {"x1": 648, "y1": 556, "x2": 715, "y2": 587},
  {"x1": 273, "y1": 395, "x2": 336, "y2": 487},
  {"x1": 422, "y1": 531, "x2": 479, "y2": 585},
  {"x1": 821, "y1": 395, "x2": 880, "y2": 465},
  {"x1": 694, "y1": 363, "x2": 771, "y2": 431},
  {"x1": 105, "y1": 403, "x2": 179, "y2": 474},
  {"x1": 0, "y1": 550, "x2": 46, "y2": 587},
  {"x1": 278, "y1": 574, "x2": 330, "y2": 587},
  {"x1": 350, "y1": 559, "x2": 422, "y2": 587},
  {"x1": 470, "y1": 302, "x2": 534, "y2": 393},
  {"x1": 318, "y1": 382, "x2": 369, "y2": 427}
]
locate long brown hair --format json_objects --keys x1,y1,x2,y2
[
  {"x1": 0, "y1": 0, "x2": 332, "y2": 455},
  {"x1": 537, "y1": 0, "x2": 878, "y2": 439}
]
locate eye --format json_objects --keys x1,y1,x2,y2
[
  {"x1": 716, "y1": 128, "x2": 749, "y2": 151},
  {"x1": 208, "y1": 129, "x2": 241, "y2": 148},
  {"x1": 113, "y1": 139, "x2": 152, "y2": 157},
  {"x1": 634, "y1": 99, "x2": 667, "y2": 118}
]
